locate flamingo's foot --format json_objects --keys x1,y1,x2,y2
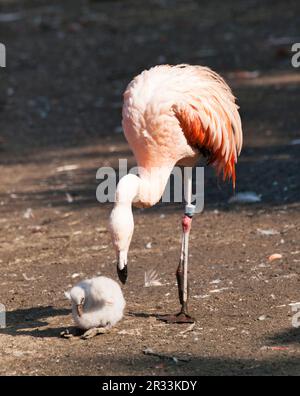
[{"x1": 157, "y1": 312, "x2": 195, "y2": 324}]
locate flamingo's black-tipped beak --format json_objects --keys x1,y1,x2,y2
[{"x1": 117, "y1": 265, "x2": 127, "y2": 284}]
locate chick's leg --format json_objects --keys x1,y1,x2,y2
[{"x1": 81, "y1": 323, "x2": 112, "y2": 340}]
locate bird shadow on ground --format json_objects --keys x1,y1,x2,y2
[
  {"x1": 127, "y1": 311, "x2": 158, "y2": 319},
  {"x1": 266, "y1": 327, "x2": 300, "y2": 346},
  {"x1": 0, "y1": 305, "x2": 71, "y2": 339},
  {"x1": 0, "y1": 142, "x2": 298, "y2": 217},
  {"x1": 128, "y1": 311, "x2": 190, "y2": 322},
  {"x1": 53, "y1": 353, "x2": 300, "y2": 376}
]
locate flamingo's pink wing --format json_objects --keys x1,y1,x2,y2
[{"x1": 172, "y1": 71, "x2": 242, "y2": 188}]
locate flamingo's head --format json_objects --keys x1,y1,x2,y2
[
  {"x1": 109, "y1": 201, "x2": 135, "y2": 285},
  {"x1": 70, "y1": 284, "x2": 86, "y2": 317},
  {"x1": 108, "y1": 174, "x2": 143, "y2": 284}
]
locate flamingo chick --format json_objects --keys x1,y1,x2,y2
[
  {"x1": 68, "y1": 276, "x2": 126, "y2": 337},
  {"x1": 109, "y1": 64, "x2": 243, "y2": 323}
]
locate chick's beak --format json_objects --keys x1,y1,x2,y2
[{"x1": 76, "y1": 304, "x2": 84, "y2": 317}]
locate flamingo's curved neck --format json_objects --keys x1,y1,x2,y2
[
  {"x1": 135, "y1": 164, "x2": 174, "y2": 207},
  {"x1": 115, "y1": 164, "x2": 174, "y2": 208}
]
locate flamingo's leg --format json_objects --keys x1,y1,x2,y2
[
  {"x1": 158, "y1": 173, "x2": 195, "y2": 324},
  {"x1": 176, "y1": 211, "x2": 194, "y2": 319}
]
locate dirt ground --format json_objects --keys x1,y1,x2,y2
[{"x1": 0, "y1": 0, "x2": 300, "y2": 376}]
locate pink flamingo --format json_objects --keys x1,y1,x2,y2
[{"x1": 109, "y1": 64, "x2": 243, "y2": 323}]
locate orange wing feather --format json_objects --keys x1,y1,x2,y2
[{"x1": 173, "y1": 98, "x2": 241, "y2": 188}]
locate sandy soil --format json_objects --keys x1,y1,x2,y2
[{"x1": 0, "y1": 0, "x2": 299, "y2": 375}]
